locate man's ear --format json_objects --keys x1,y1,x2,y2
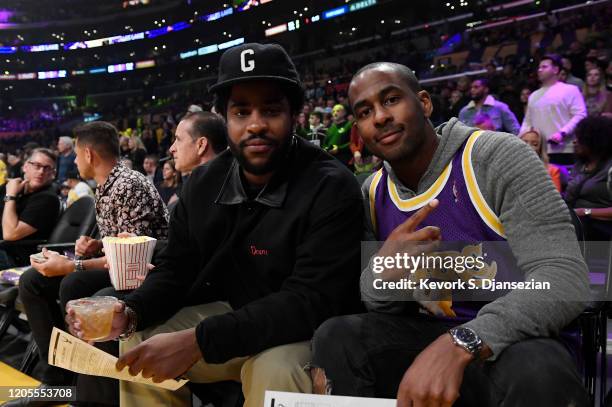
[
  {"x1": 196, "y1": 137, "x2": 209, "y2": 156},
  {"x1": 417, "y1": 90, "x2": 434, "y2": 119},
  {"x1": 85, "y1": 147, "x2": 94, "y2": 165}
]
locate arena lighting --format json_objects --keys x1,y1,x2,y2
[
  {"x1": 88, "y1": 67, "x2": 107, "y2": 74},
  {"x1": 202, "y1": 7, "x2": 233, "y2": 22},
  {"x1": 265, "y1": 24, "x2": 287, "y2": 37},
  {"x1": 180, "y1": 50, "x2": 198, "y2": 59},
  {"x1": 0, "y1": 74, "x2": 16, "y2": 80},
  {"x1": 17, "y1": 73, "x2": 36, "y2": 80},
  {"x1": 197, "y1": 44, "x2": 218, "y2": 55},
  {"x1": 217, "y1": 37, "x2": 245, "y2": 50},
  {"x1": 22, "y1": 44, "x2": 60, "y2": 52},
  {"x1": 107, "y1": 62, "x2": 135, "y2": 73},
  {"x1": 37, "y1": 70, "x2": 67, "y2": 79},
  {"x1": 135, "y1": 59, "x2": 156, "y2": 68},
  {"x1": 0, "y1": 46, "x2": 16, "y2": 54},
  {"x1": 323, "y1": 6, "x2": 348, "y2": 19}
]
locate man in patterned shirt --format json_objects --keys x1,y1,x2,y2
[{"x1": 15, "y1": 121, "x2": 168, "y2": 404}]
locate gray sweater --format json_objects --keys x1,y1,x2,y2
[{"x1": 361, "y1": 118, "x2": 589, "y2": 359}]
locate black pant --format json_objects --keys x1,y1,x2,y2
[
  {"x1": 311, "y1": 312, "x2": 589, "y2": 407},
  {"x1": 59, "y1": 270, "x2": 129, "y2": 407},
  {"x1": 19, "y1": 268, "x2": 125, "y2": 405}
]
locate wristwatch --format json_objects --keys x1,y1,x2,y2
[
  {"x1": 118, "y1": 304, "x2": 138, "y2": 341},
  {"x1": 3, "y1": 195, "x2": 17, "y2": 202},
  {"x1": 74, "y1": 258, "x2": 85, "y2": 273},
  {"x1": 449, "y1": 326, "x2": 483, "y2": 359},
  {"x1": 584, "y1": 208, "x2": 592, "y2": 217}
]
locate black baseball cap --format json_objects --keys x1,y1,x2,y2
[{"x1": 208, "y1": 43, "x2": 303, "y2": 94}]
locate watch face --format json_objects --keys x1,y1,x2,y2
[{"x1": 456, "y1": 328, "x2": 477, "y2": 344}]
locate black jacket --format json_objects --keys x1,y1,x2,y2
[{"x1": 124, "y1": 137, "x2": 363, "y2": 363}]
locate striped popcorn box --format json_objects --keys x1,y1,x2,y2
[{"x1": 102, "y1": 236, "x2": 157, "y2": 290}]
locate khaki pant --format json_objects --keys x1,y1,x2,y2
[{"x1": 120, "y1": 302, "x2": 312, "y2": 407}]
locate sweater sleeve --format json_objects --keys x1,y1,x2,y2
[
  {"x1": 560, "y1": 85, "x2": 587, "y2": 135},
  {"x1": 462, "y1": 133, "x2": 589, "y2": 359}
]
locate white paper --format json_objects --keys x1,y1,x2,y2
[
  {"x1": 264, "y1": 391, "x2": 396, "y2": 407},
  {"x1": 48, "y1": 327, "x2": 188, "y2": 391}
]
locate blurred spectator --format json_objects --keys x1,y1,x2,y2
[
  {"x1": 128, "y1": 136, "x2": 147, "y2": 174},
  {"x1": 323, "y1": 104, "x2": 353, "y2": 166},
  {"x1": 517, "y1": 87, "x2": 532, "y2": 123},
  {"x1": 583, "y1": 68, "x2": 612, "y2": 117},
  {"x1": 520, "y1": 54, "x2": 587, "y2": 164},
  {"x1": 306, "y1": 112, "x2": 327, "y2": 147},
  {"x1": 143, "y1": 154, "x2": 162, "y2": 187},
  {"x1": 565, "y1": 116, "x2": 612, "y2": 240},
  {"x1": 472, "y1": 113, "x2": 496, "y2": 131},
  {"x1": 156, "y1": 159, "x2": 181, "y2": 205},
  {"x1": 458, "y1": 78, "x2": 520, "y2": 134},
  {"x1": 561, "y1": 56, "x2": 585, "y2": 89},
  {"x1": 6, "y1": 153, "x2": 23, "y2": 179},
  {"x1": 62, "y1": 169, "x2": 94, "y2": 208},
  {"x1": 448, "y1": 89, "x2": 466, "y2": 119},
  {"x1": 56, "y1": 136, "x2": 77, "y2": 184},
  {"x1": 119, "y1": 136, "x2": 131, "y2": 159},
  {"x1": 141, "y1": 125, "x2": 158, "y2": 156},
  {"x1": 520, "y1": 129, "x2": 563, "y2": 193},
  {"x1": 484, "y1": 61, "x2": 501, "y2": 94},
  {"x1": 0, "y1": 153, "x2": 6, "y2": 186},
  {"x1": 295, "y1": 112, "x2": 309, "y2": 139},
  {"x1": 0, "y1": 148, "x2": 60, "y2": 267}
]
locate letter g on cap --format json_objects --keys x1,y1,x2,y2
[{"x1": 240, "y1": 49, "x2": 255, "y2": 72}]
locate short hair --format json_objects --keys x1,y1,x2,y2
[
  {"x1": 352, "y1": 62, "x2": 421, "y2": 94},
  {"x1": 73, "y1": 121, "x2": 120, "y2": 159},
  {"x1": 310, "y1": 111, "x2": 323, "y2": 121},
  {"x1": 58, "y1": 136, "x2": 74, "y2": 149},
  {"x1": 213, "y1": 81, "x2": 305, "y2": 118},
  {"x1": 27, "y1": 148, "x2": 56, "y2": 166},
  {"x1": 541, "y1": 54, "x2": 562, "y2": 72},
  {"x1": 181, "y1": 111, "x2": 229, "y2": 154},
  {"x1": 473, "y1": 78, "x2": 489, "y2": 88},
  {"x1": 144, "y1": 154, "x2": 159, "y2": 163},
  {"x1": 575, "y1": 116, "x2": 612, "y2": 159}
]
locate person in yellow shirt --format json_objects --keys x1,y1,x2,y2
[{"x1": 0, "y1": 155, "x2": 7, "y2": 186}]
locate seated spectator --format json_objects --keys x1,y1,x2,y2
[
  {"x1": 561, "y1": 56, "x2": 585, "y2": 89},
  {"x1": 517, "y1": 87, "x2": 532, "y2": 123},
  {"x1": 323, "y1": 104, "x2": 353, "y2": 166},
  {"x1": 565, "y1": 116, "x2": 612, "y2": 240},
  {"x1": 295, "y1": 111, "x2": 309, "y2": 139},
  {"x1": 66, "y1": 42, "x2": 362, "y2": 407},
  {"x1": 128, "y1": 136, "x2": 147, "y2": 174},
  {"x1": 15, "y1": 121, "x2": 168, "y2": 405},
  {"x1": 448, "y1": 89, "x2": 467, "y2": 119},
  {"x1": 169, "y1": 110, "x2": 228, "y2": 178},
  {"x1": 143, "y1": 154, "x2": 162, "y2": 187},
  {"x1": 56, "y1": 136, "x2": 77, "y2": 184},
  {"x1": 119, "y1": 136, "x2": 131, "y2": 159},
  {"x1": 520, "y1": 129, "x2": 563, "y2": 192},
  {"x1": 156, "y1": 159, "x2": 181, "y2": 205},
  {"x1": 0, "y1": 153, "x2": 7, "y2": 186},
  {"x1": 458, "y1": 78, "x2": 521, "y2": 134},
  {"x1": 1, "y1": 148, "x2": 60, "y2": 268},
  {"x1": 305, "y1": 111, "x2": 327, "y2": 146},
  {"x1": 472, "y1": 112, "x2": 496, "y2": 131},
  {"x1": 311, "y1": 62, "x2": 589, "y2": 406},
  {"x1": 583, "y1": 67, "x2": 612, "y2": 117},
  {"x1": 63, "y1": 169, "x2": 94, "y2": 207}
]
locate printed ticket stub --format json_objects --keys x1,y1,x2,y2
[{"x1": 48, "y1": 327, "x2": 188, "y2": 391}]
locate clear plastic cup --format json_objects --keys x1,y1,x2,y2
[{"x1": 67, "y1": 296, "x2": 117, "y2": 341}]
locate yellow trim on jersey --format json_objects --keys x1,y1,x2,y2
[
  {"x1": 387, "y1": 162, "x2": 452, "y2": 212},
  {"x1": 368, "y1": 169, "x2": 384, "y2": 235},
  {"x1": 462, "y1": 131, "x2": 506, "y2": 238}
]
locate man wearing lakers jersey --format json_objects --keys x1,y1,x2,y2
[{"x1": 311, "y1": 63, "x2": 590, "y2": 406}]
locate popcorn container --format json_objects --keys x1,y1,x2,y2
[{"x1": 102, "y1": 236, "x2": 157, "y2": 290}]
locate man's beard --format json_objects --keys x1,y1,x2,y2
[{"x1": 228, "y1": 133, "x2": 292, "y2": 176}]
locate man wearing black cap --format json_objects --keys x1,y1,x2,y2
[{"x1": 66, "y1": 43, "x2": 363, "y2": 407}]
